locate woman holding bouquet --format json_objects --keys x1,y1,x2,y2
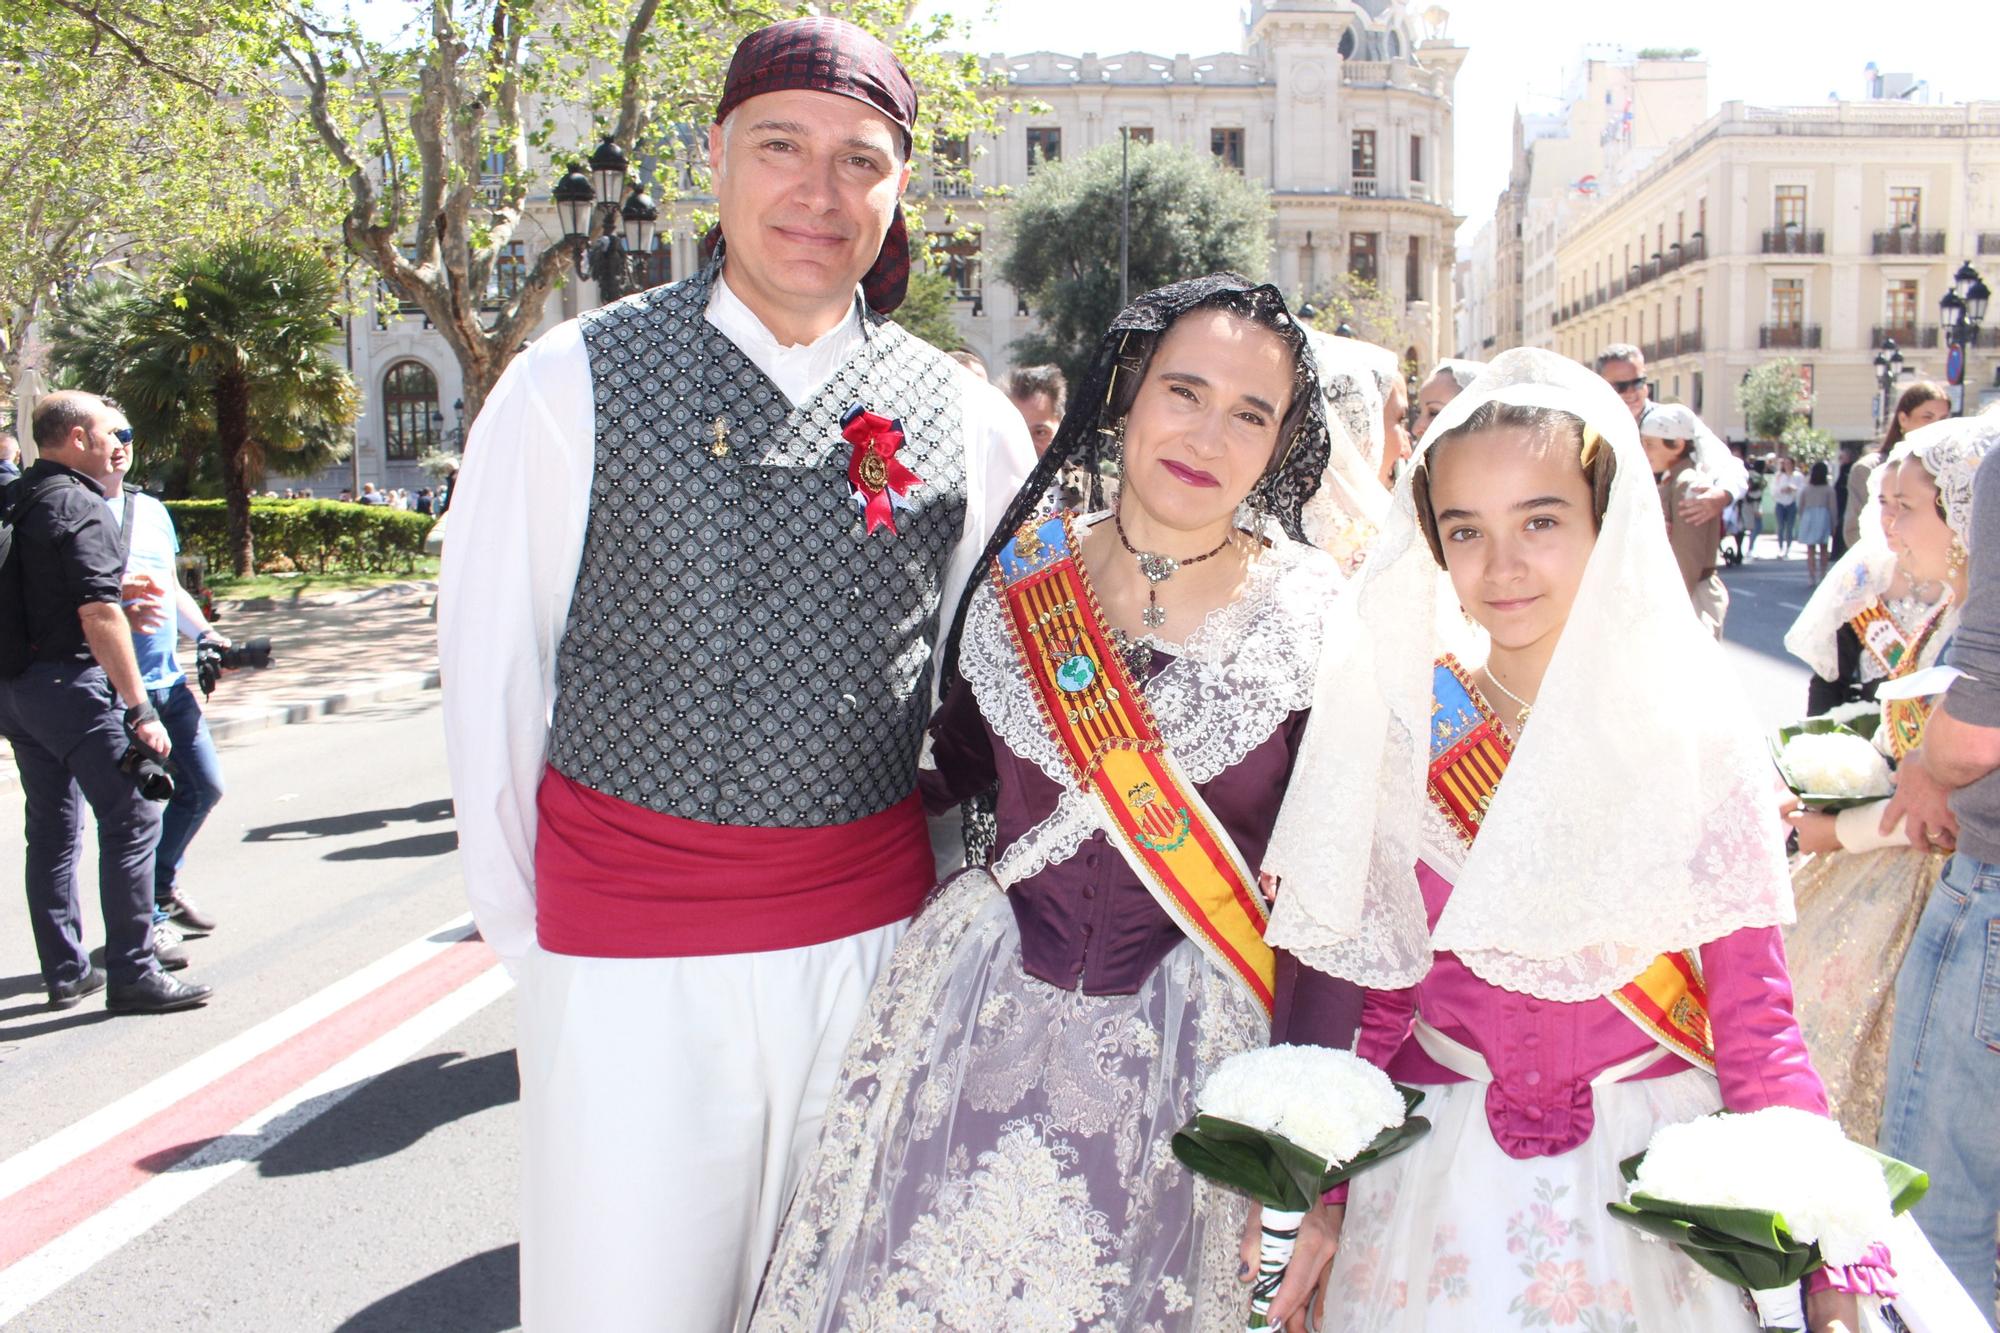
[
  {"x1": 751, "y1": 275, "x2": 1350, "y2": 1330},
  {"x1": 1261, "y1": 348, "x2": 1885, "y2": 1331},
  {"x1": 1781, "y1": 417, "x2": 1994, "y2": 1140}
]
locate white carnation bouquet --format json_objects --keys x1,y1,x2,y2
[
  {"x1": 1174, "y1": 1045, "x2": 1429, "y2": 1330},
  {"x1": 1772, "y1": 715, "x2": 1894, "y2": 811},
  {"x1": 1608, "y1": 1106, "x2": 1926, "y2": 1331}
]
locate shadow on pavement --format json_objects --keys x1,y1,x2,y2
[
  {"x1": 243, "y1": 797, "x2": 454, "y2": 843},
  {"x1": 334, "y1": 1244, "x2": 519, "y2": 1332},
  {"x1": 259, "y1": 1049, "x2": 516, "y2": 1176},
  {"x1": 132, "y1": 1049, "x2": 517, "y2": 1178},
  {"x1": 0, "y1": 1002, "x2": 116, "y2": 1041},
  {"x1": 324, "y1": 830, "x2": 460, "y2": 862}
]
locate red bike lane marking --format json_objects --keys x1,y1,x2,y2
[{"x1": 0, "y1": 935, "x2": 496, "y2": 1272}]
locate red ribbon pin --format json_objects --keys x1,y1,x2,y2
[{"x1": 842, "y1": 404, "x2": 922, "y2": 536}]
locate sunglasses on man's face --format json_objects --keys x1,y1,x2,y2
[
  {"x1": 108, "y1": 428, "x2": 133, "y2": 444},
  {"x1": 1607, "y1": 377, "x2": 1646, "y2": 395}
]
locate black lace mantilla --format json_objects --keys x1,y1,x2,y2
[{"x1": 548, "y1": 264, "x2": 968, "y2": 826}]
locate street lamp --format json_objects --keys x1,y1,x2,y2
[
  {"x1": 1941, "y1": 260, "x2": 1987, "y2": 416},
  {"x1": 555, "y1": 140, "x2": 658, "y2": 305},
  {"x1": 1873, "y1": 337, "x2": 1904, "y2": 433},
  {"x1": 588, "y1": 137, "x2": 628, "y2": 207},
  {"x1": 553, "y1": 162, "x2": 596, "y2": 242}
]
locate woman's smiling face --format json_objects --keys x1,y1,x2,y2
[{"x1": 1117, "y1": 308, "x2": 1295, "y2": 535}]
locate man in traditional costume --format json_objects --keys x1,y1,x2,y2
[{"x1": 437, "y1": 18, "x2": 1034, "y2": 1329}]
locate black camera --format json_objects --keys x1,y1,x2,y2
[
  {"x1": 119, "y1": 741, "x2": 174, "y2": 801},
  {"x1": 197, "y1": 636, "x2": 274, "y2": 698}
]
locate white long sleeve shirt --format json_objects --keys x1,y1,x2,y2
[{"x1": 437, "y1": 277, "x2": 1036, "y2": 964}]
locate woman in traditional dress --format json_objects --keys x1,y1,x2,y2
[
  {"x1": 1845, "y1": 382, "x2": 1950, "y2": 555},
  {"x1": 1801, "y1": 390, "x2": 1960, "y2": 715},
  {"x1": 751, "y1": 275, "x2": 1347, "y2": 1331},
  {"x1": 1258, "y1": 349, "x2": 1968, "y2": 1332},
  {"x1": 1781, "y1": 416, "x2": 1996, "y2": 1141}
]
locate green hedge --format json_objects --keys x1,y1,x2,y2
[{"x1": 162, "y1": 499, "x2": 436, "y2": 576}]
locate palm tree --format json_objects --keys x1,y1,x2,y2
[{"x1": 87, "y1": 241, "x2": 357, "y2": 572}]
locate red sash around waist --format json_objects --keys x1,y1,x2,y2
[{"x1": 534, "y1": 766, "x2": 934, "y2": 958}]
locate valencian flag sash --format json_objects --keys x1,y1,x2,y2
[
  {"x1": 1851, "y1": 601, "x2": 1947, "y2": 761},
  {"x1": 992, "y1": 515, "x2": 1276, "y2": 1015},
  {"x1": 1428, "y1": 656, "x2": 1717, "y2": 1073}
]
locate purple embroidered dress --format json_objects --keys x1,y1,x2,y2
[{"x1": 753, "y1": 526, "x2": 1345, "y2": 1332}]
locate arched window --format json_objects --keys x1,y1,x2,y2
[{"x1": 383, "y1": 360, "x2": 438, "y2": 460}]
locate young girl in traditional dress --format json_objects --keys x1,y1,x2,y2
[
  {"x1": 1782, "y1": 417, "x2": 1997, "y2": 1141},
  {"x1": 1259, "y1": 349, "x2": 1978, "y2": 1332},
  {"x1": 752, "y1": 276, "x2": 1351, "y2": 1331}
]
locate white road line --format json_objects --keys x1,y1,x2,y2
[
  {"x1": 0, "y1": 963, "x2": 512, "y2": 1325},
  {"x1": 0, "y1": 914, "x2": 476, "y2": 1204}
]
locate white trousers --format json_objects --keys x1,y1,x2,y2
[{"x1": 515, "y1": 922, "x2": 904, "y2": 1332}]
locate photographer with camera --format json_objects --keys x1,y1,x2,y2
[
  {"x1": 0, "y1": 392, "x2": 212, "y2": 1014},
  {"x1": 89, "y1": 423, "x2": 231, "y2": 940}
]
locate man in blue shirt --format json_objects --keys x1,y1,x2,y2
[{"x1": 95, "y1": 437, "x2": 227, "y2": 936}]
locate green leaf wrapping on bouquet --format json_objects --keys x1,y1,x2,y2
[
  {"x1": 1607, "y1": 1141, "x2": 1930, "y2": 1294},
  {"x1": 1170, "y1": 1115, "x2": 1317, "y2": 1211},
  {"x1": 1769, "y1": 718, "x2": 1892, "y2": 812},
  {"x1": 1171, "y1": 1085, "x2": 1432, "y2": 1211}
]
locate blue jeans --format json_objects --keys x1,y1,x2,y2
[
  {"x1": 1775, "y1": 501, "x2": 1799, "y2": 548},
  {"x1": 0, "y1": 662, "x2": 162, "y2": 987},
  {"x1": 150, "y1": 678, "x2": 224, "y2": 906},
  {"x1": 1879, "y1": 851, "x2": 2000, "y2": 1326}
]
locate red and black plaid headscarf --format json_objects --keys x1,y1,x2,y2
[{"x1": 709, "y1": 16, "x2": 917, "y2": 314}]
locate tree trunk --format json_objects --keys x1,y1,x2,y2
[{"x1": 217, "y1": 370, "x2": 255, "y2": 576}]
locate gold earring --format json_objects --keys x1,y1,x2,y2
[{"x1": 1948, "y1": 539, "x2": 1969, "y2": 578}]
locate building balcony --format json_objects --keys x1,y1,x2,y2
[
  {"x1": 1872, "y1": 229, "x2": 1946, "y2": 256},
  {"x1": 1610, "y1": 276, "x2": 1627, "y2": 298},
  {"x1": 1761, "y1": 227, "x2": 1825, "y2": 255},
  {"x1": 1759, "y1": 323, "x2": 1822, "y2": 349},
  {"x1": 1871, "y1": 323, "x2": 1940, "y2": 349},
  {"x1": 1351, "y1": 176, "x2": 1379, "y2": 198},
  {"x1": 1644, "y1": 330, "x2": 1705, "y2": 360}
]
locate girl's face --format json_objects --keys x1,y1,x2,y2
[
  {"x1": 1881, "y1": 458, "x2": 1957, "y2": 585},
  {"x1": 1426, "y1": 425, "x2": 1601, "y2": 655},
  {"x1": 1119, "y1": 309, "x2": 1294, "y2": 535},
  {"x1": 1898, "y1": 397, "x2": 1949, "y2": 438}
]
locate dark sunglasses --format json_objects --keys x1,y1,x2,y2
[
  {"x1": 108, "y1": 427, "x2": 134, "y2": 444},
  {"x1": 1607, "y1": 376, "x2": 1646, "y2": 395}
]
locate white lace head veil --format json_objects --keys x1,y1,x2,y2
[
  {"x1": 1265, "y1": 347, "x2": 1795, "y2": 1000},
  {"x1": 1300, "y1": 329, "x2": 1395, "y2": 562},
  {"x1": 1783, "y1": 410, "x2": 2000, "y2": 681}
]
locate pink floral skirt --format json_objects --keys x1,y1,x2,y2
[{"x1": 1328, "y1": 1069, "x2": 1759, "y2": 1332}]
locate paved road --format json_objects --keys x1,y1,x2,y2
[
  {"x1": 0, "y1": 694, "x2": 521, "y2": 1332},
  {"x1": 1718, "y1": 535, "x2": 1818, "y2": 732}
]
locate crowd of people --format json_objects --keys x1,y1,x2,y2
[
  {"x1": 427, "y1": 16, "x2": 2000, "y2": 1333},
  {"x1": 3, "y1": 392, "x2": 231, "y2": 1015}
]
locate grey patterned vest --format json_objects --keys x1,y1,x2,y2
[{"x1": 548, "y1": 264, "x2": 968, "y2": 827}]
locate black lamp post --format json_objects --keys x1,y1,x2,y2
[
  {"x1": 1873, "y1": 337, "x2": 1904, "y2": 433},
  {"x1": 1942, "y1": 261, "x2": 1989, "y2": 416},
  {"x1": 554, "y1": 140, "x2": 661, "y2": 305}
]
